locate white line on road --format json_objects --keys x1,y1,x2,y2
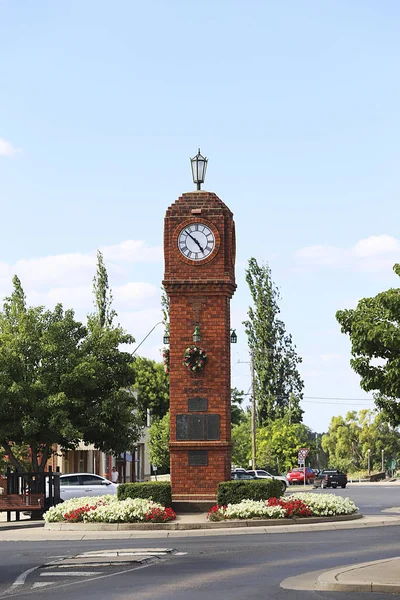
[
  {"x1": 0, "y1": 566, "x2": 40, "y2": 597},
  {"x1": 40, "y1": 571, "x2": 102, "y2": 577}
]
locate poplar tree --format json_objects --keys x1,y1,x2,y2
[{"x1": 243, "y1": 258, "x2": 304, "y2": 425}]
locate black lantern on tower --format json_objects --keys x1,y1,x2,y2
[{"x1": 190, "y1": 148, "x2": 208, "y2": 190}]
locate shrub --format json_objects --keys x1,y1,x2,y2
[
  {"x1": 217, "y1": 479, "x2": 282, "y2": 506},
  {"x1": 117, "y1": 481, "x2": 172, "y2": 507}
]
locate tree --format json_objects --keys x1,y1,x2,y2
[
  {"x1": 336, "y1": 264, "x2": 400, "y2": 427},
  {"x1": 148, "y1": 411, "x2": 170, "y2": 473},
  {"x1": 0, "y1": 275, "x2": 141, "y2": 472},
  {"x1": 231, "y1": 415, "x2": 251, "y2": 467},
  {"x1": 231, "y1": 387, "x2": 246, "y2": 426},
  {"x1": 92, "y1": 250, "x2": 116, "y2": 328},
  {"x1": 131, "y1": 357, "x2": 169, "y2": 421},
  {"x1": 256, "y1": 418, "x2": 312, "y2": 473},
  {"x1": 243, "y1": 258, "x2": 304, "y2": 424},
  {"x1": 322, "y1": 409, "x2": 400, "y2": 473}
]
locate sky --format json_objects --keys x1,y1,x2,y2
[{"x1": 1, "y1": 1, "x2": 400, "y2": 433}]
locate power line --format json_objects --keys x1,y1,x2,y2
[
  {"x1": 302, "y1": 399, "x2": 374, "y2": 406},
  {"x1": 239, "y1": 393, "x2": 374, "y2": 404},
  {"x1": 305, "y1": 396, "x2": 374, "y2": 401}
]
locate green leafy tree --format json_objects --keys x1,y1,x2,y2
[
  {"x1": 256, "y1": 418, "x2": 311, "y2": 473},
  {"x1": 0, "y1": 275, "x2": 141, "y2": 472},
  {"x1": 322, "y1": 409, "x2": 400, "y2": 473},
  {"x1": 148, "y1": 411, "x2": 170, "y2": 473},
  {"x1": 243, "y1": 258, "x2": 304, "y2": 424},
  {"x1": 131, "y1": 357, "x2": 169, "y2": 421},
  {"x1": 161, "y1": 287, "x2": 170, "y2": 336},
  {"x1": 336, "y1": 264, "x2": 400, "y2": 427},
  {"x1": 231, "y1": 414, "x2": 251, "y2": 467},
  {"x1": 92, "y1": 250, "x2": 117, "y2": 328},
  {"x1": 231, "y1": 387, "x2": 246, "y2": 426}
]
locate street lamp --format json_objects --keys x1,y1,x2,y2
[
  {"x1": 190, "y1": 148, "x2": 208, "y2": 190},
  {"x1": 163, "y1": 330, "x2": 170, "y2": 345},
  {"x1": 132, "y1": 321, "x2": 164, "y2": 356},
  {"x1": 192, "y1": 326, "x2": 201, "y2": 343},
  {"x1": 230, "y1": 329, "x2": 237, "y2": 344}
]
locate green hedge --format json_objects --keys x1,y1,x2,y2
[
  {"x1": 117, "y1": 482, "x2": 172, "y2": 507},
  {"x1": 217, "y1": 479, "x2": 283, "y2": 506}
]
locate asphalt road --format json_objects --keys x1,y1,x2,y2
[{"x1": 0, "y1": 485, "x2": 399, "y2": 600}]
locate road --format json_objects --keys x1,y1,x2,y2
[{"x1": 0, "y1": 485, "x2": 399, "y2": 600}]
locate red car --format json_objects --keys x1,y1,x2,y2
[{"x1": 286, "y1": 467, "x2": 316, "y2": 485}]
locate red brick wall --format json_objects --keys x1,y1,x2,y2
[{"x1": 163, "y1": 191, "x2": 236, "y2": 500}]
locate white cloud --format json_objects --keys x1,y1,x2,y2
[
  {"x1": 294, "y1": 235, "x2": 400, "y2": 272},
  {"x1": 114, "y1": 282, "x2": 159, "y2": 308},
  {"x1": 0, "y1": 137, "x2": 17, "y2": 157},
  {"x1": 102, "y1": 240, "x2": 163, "y2": 263},
  {"x1": 0, "y1": 241, "x2": 163, "y2": 336}
]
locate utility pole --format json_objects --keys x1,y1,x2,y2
[{"x1": 250, "y1": 350, "x2": 256, "y2": 470}]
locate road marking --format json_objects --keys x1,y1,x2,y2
[
  {"x1": 32, "y1": 583, "x2": 53, "y2": 588},
  {"x1": 40, "y1": 571, "x2": 102, "y2": 577},
  {"x1": 12, "y1": 567, "x2": 38, "y2": 587},
  {"x1": 0, "y1": 566, "x2": 40, "y2": 597}
]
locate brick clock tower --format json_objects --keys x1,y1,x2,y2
[{"x1": 163, "y1": 151, "x2": 236, "y2": 502}]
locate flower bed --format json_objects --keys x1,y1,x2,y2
[
  {"x1": 44, "y1": 495, "x2": 176, "y2": 524},
  {"x1": 207, "y1": 493, "x2": 358, "y2": 521}
]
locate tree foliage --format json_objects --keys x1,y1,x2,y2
[
  {"x1": 231, "y1": 387, "x2": 246, "y2": 426},
  {"x1": 231, "y1": 414, "x2": 252, "y2": 467},
  {"x1": 336, "y1": 264, "x2": 400, "y2": 427},
  {"x1": 243, "y1": 258, "x2": 304, "y2": 424},
  {"x1": 92, "y1": 250, "x2": 116, "y2": 328},
  {"x1": 148, "y1": 411, "x2": 170, "y2": 472},
  {"x1": 131, "y1": 356, "x2": 169, "y2": 421},
  {"x1": 0, "y1": 273, "x2": 141, "y2": 472},
  {"x1": 321, "y1": 409, "x2": 400, "y2": 473},
  {"x1": 256, "y1": 418, "x2": 312, "y2": 473}
]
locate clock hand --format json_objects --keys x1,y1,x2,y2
[{"x1": 185, "y1": 230, "x2": 205, "y2": 253}]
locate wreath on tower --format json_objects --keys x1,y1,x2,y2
[{"x1": 182, "y1": 345, "x2": 208, "y2": 372}]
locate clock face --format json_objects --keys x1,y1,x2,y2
[{"x1": 178, "y1": 223, "x2": 215, "y2": 261}]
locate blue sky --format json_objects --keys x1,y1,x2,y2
[{"x1": 1, "y1": 1, "x2": 400, "y2": 432}]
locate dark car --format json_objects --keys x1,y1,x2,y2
[
  {"x1": 231, "y1": 471, "x2": 256, "y2": 480},
  {"x1": 314, "y1": 469, "x2": 347, "y2": 489}
]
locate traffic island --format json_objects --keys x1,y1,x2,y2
[{"x1": 45, "y1": 512, "x2": 363, "y2": 531}]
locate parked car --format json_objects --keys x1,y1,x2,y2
[
  {"x1": 59, "y1": 473, "x2": 118, "y2": 501},
  {"x1": 314, "y1": 469, "x2": 347, "y2": 489},
  {"x1": 231, "y1": 471, "x2": 256, "y2": 480},
  {"x1": 247, "y1": 470, "x2": 288, "y2": 492},
  {"x1": 286, "y1": 467, "x2": 316, "y2": 485}
]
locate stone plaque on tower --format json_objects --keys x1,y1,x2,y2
[{"x1": 163, "y1": 151, "x2": 236, "y2": 501}]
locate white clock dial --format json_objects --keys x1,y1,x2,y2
[{"x1": 178, "y1": 223, "x2": 215, "y2": 261}]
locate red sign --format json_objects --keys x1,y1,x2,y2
[{"x1": 298, "y1": 448, "x2": 309, "y2": 461}]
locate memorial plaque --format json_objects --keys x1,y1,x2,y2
[
  {"x1": 176, "y1": 415, "x2": 190, "y2": 440},
  {"x1": 191, "y1": 415, "x2": 205, "y2": 440},
  {"x1": 206, "y1": 414, "x2": 220, "y2": 440},
  {"x1": 188, "y1": 397, "x2": 208, "y2": 412},
  {"x1": 188, "y1": 450, "x2": 208, "y2": 466}
]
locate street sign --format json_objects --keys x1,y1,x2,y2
[{"x1": 298, "y1": 448, "x2": 309, "y2": 462}]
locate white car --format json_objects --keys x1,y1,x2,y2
[
  {"x1": 247, "y1": 469, "x2": 288, "y2": 492},
  {"x1": 59, "y1": 473, "x2": 118, "y2": 501}
]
